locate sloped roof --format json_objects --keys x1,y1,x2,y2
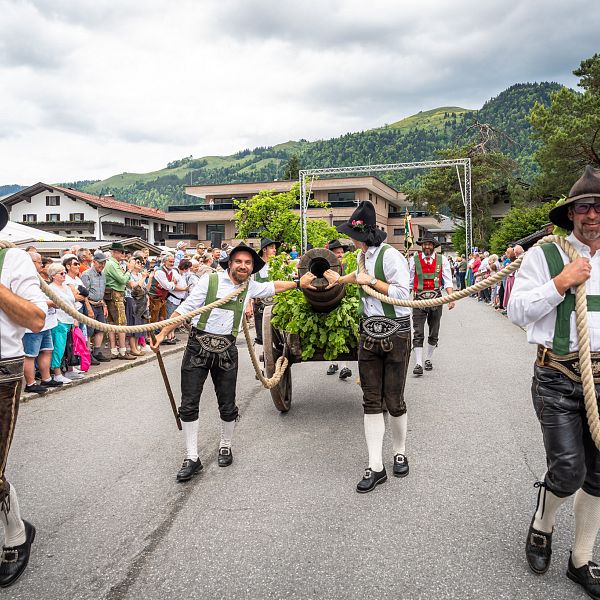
[{"x1": 1, "y1": 182, "x2": 168, "y2": 220}]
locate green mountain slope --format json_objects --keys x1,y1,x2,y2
[{"x1": 70, "y1": 82, "x2": 563, "y2": 209}]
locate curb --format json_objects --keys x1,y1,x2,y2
[{"x1": 20, "y1": 345, "x2": 185, "y2": 404}]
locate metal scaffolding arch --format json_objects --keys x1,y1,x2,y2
[{"x1": 299, "y1": 158, "x2": 472, "y2": 256}]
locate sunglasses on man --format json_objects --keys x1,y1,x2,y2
[{"x1": 572, "y1": 202, "x2": 600, "y2": 215}]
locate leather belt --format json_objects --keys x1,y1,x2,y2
[
  {"x1": 89, "y1": 299, "x2": 104, "y2": 306},
  {"x1": 536, "y1": 345, "x2": 600, "y2": 384},
  {"x1": 360, "y1": 316, "x2": 410, "y2": 339},
  {"x1": 192, "y1": 329, "x2": 235, "y2": 353},
  {"x1": 414, "y1": 290, "x2": 442, "y2": 300}
]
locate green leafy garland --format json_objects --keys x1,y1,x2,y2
[{"x1": 268, "y1": 252, "x2": 360, "y2": 361}]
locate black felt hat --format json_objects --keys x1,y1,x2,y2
[
  {"x1": 259, "y1": 237, "x2": 282, "y2": 254},
  {"x1": 0, "y1": 203, "x2": 8, "y2": 232},
  {"x1": 224, "y1": 243, "x2": 265, "y2": 275},
  {"x1": 109, "y1": 242, "x2": 126, "y2": 252},
  {"x1": 327, "y1": 239, "x2": 349, "y2": 252},
  {"x1": 336, "y1": 201, "x2": 387, "y2": 245},
  {"x1": 417, "y1": 234, "x2": 440, "y2": 247},
  {"x1": 549, "y1": 166, "x2": 600, "y2": 230}
]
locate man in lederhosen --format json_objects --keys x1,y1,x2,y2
[
  {"x1": 151, "y1": 243, "x2": 313, "y2": 481},
  {"x1": 322, "y1": 202, "x2": 412, "y2": 493},
  {"x1": 509, "y1": 166, "x2": 600, "y2": 598},
  {"x1": 0, "y1": 203, "x2": 47, "y2": 587},
  {"x1": 252, "y1": 237, "x2": 281, "y2": 345},
  {"x1": 325, "y1": 239, "x2": 353, "y2": 381},
  {"x1": 409, "y1": 234, "x2": 455, "y2": 375}
]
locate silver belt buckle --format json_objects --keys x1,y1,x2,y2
[
  {"x1": 197, "y1": 334, "x2": 232, "y2": 353},
  {"x1": 362, "y1": 317, "x2": 403, "y2": 339}
]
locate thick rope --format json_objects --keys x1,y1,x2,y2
[
  {"x1": 241, "y1": 317, "x2": 288, "y2": 389},
  {"x1": 358, "y1": 235, "x2": 600, "y2": 451}
]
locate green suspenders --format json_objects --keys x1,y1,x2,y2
[
  {"x1": 0, "y1": 249, "x2": 7, "y2": 277},
  {"x1": 540, "y1": 243, "x2": 600, "y2": 355},
  {"x1": 358, "y1": 244, "x2": 397, "y2": 318},
  {"x1": 414, "y1": 253, "x2": 442, "y2": 292},
  {"x1": 196, "y1": 273, "x2": 249, "y2": 337}
]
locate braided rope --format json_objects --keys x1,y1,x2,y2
[{"x1": 357, "y1": 235, "x2": 600, "y2": 450}]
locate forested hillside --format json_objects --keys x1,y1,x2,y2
[{"x1": 64, "y1": 82, "x2": 563, "y2": 209}]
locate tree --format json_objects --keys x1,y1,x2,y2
[
  {"x1": 408, "y1": 145, "x2": 518, "y2": 249},
  {"x1": 488, "y1": 203, "x2": 554, "y2": 254},
  {"x1": 530, "y1": 54, "x2": 600, "y2": 197},
  {"x1": 283, "y1": 155, "x2": 301, "y2": 180},
  {"x1": 234, "y1": 183, "x2": 338, "y2": 249}
]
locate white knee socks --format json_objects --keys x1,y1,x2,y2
[
  {"x1": 220, "y1": 419, "x2": 236, "y2": 449},
  {"x1": 1, "y1": 485, "x2": 26, "y2": 547},
  {"x1": 533, "y1": 483, "x2": 568, "y2": 533},
  {"x1": 414, "y1": 347, "x2": 423, "y2": 367},
  {"x1": 389, "y1": 413, "x2": 408, "y2": 456},
  {"x1": 572, "y1": 489, "x2": 600, "y2": 568},
  {"x1": 364, "y1": 414, "x2": 385, "y2": 472},
  {"x1": 181, "y1": 420, "x2": 199, "y2": 461},
  {"x1": 426, "y1": 344, "x2": 436, "y2": 360}
]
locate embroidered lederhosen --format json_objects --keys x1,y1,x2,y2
[{"x1": 0, "y1": 249, "x2": 25, "y2": 505}]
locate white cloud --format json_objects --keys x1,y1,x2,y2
[{"x1": 0, "y1": 0, "x2": 598, "y2": 183}]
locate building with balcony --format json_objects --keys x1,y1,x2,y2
[
  {"x1": 1, "y1": 183, "x2": 180, "y2": 244},
  {"x1": 168, "y1": 177, "x2": 458, "y2": 251}
]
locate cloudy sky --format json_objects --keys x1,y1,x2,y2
[{"x1": 1, "y1": 0, "x2": 598, "y2": 184}]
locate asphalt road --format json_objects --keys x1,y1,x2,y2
[{"x1": 5, "y1": 299, "x2": 592, "y2": 599}]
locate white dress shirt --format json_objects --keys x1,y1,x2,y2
[
  {"x1": 177, "y1": 270, "x2": 276, "y2": 335},
  {"x1": 1, "y1": 248, "x2": 48, "y2": 359},
  {"x1": 508, "y1": 233, "x2": 600, "y2": 352},
  {"x1": 359, "y1": 245, "x2": 410, "y2": 318},
  {"x1": 408, "y1": 252, "x2": 453, "y2": 291}
]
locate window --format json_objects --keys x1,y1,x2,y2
[
  {"x1": 125, "y1": 217, "x2": 141, "y2": 226},
  {"x1": 69, "y1": 213, "x2": 84, "y2": 221},
  {"x1": 328, "y1": 192, "x2": 355, "y2": 204},
  {"x1": 393, "y1": 228, "x2": 403, "y2": 236},
  {"x1": 206, "y1": 224, "x2": 225, "y2": 237},
  {"x1": 46, "y1": 196, "x2": 60, "y2": 206},
  {"x1": 22, "y1": 214, "x2": 37, "y2": 223},
  {"x1": 369, "y1": 193, "x2": 372, "y2": 201},
  {"x1": 46, "y1": 214, "x2": 60, "y2": 222}
]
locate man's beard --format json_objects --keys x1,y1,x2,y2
[
  {"x1": 578, "y1": 222, "x2": 600, "y2": 242},
  {"x1": 230, "y1": 268, "x2": 250, "y2": 284},
  {"x1": 423, "y1": 248, "x2": 433, "y2": 257}
]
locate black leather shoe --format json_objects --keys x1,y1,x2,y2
[
  {"x1": 327, "y1": 364, "x2": 339, "y2": 375},
  {"x1": 176, "y1": 458, "x2": 203, "y2": 482},
  {"x1": 567, "y1": 553, "x2": 600, "y2": 599},
  {"x1": 0, "y1": 520, "x2": 36, "y2": 588},
  {"x1": 24, "y1": 384, "x2": 48, "y2": 395},
  {"x1": 525, "y1": 518, "x2": 552, "y2": 574},
  {"x1": 339, "y1": 367, "x2": 352, "y2": 380},
  {"x1": 356, "y1": 468, "x2": 387, "y2": 493},
  {"x1": 218, "y1": 447, "x2": 233, "y2": 467},
  {"x1": 424, "y1": 359, "x2": 433, "y2": 371},
  {"x1": 413, "y1": 364, "x2": 423, "y2": 376},
  {"x1": 93, "y1": 353, "x2": 111, "y2": 363},
  {"x1": 393, "y1": 454, "x2": 409, "y2": 478},
  {"x1": 40, "y1": 379, "x2": 63, "y2": 388},
  {"x1": 90, "y1": 354, "x2": 100, "y2": 366}
]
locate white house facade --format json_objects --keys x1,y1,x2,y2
[{"x1": 1, "y1": 183, "x2": 180, "y2": 244}]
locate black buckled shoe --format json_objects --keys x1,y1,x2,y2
[
  {"x1": 393, "y1": 454, "x2": 409, "y2": 478},
  {"x1": 413, "y1": 364, "x2": 423, "y2": 376},
  {"x1": 356, "y1": 468, "x2": 387, "y2": 493},
  {"x1": 525, "y1": 518, "x2": 553, "y2": 575},
  {"x1": 327, "y1": 364, "x2": 339, "y2": 375},
  {"x1": 176, "y1": 458, "x2": 203, "y2": 482},
  {"x1": 339, "y1": 367, "x2": 352, "y2": 380},
  {"x1": 218, "y1": 447, "x2": 233, "y2": 467},
  {"x1": 424, "y1": 359, "x2": 433, "y2": 371},
  {"x1": 567, "y1": 553, "x2": 600, "y2": 599},
  {"x1": 0, "y1": 520, "x2": 36, "y2": 588}
]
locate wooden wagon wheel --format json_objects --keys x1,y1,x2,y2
[{"x1": 262, "y1": 305, "x2": 293, "y2": 412}]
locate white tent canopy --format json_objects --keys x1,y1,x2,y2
[{"x1": 0, "y1": 220, "x2": 68, "y2": 243}]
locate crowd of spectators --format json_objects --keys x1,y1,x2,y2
[{"x1": 448, "y1": 245, "x2": 525, "y2": 315}]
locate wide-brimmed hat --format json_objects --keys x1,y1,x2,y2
[
  {"x1": 417, "y1": 234, "x2": 440, "y2": 247},
  {"x1": 328, "y1": 239, "x2": 349, "y2": 252},
  {"x1": 549, "y1": 166, "x2": 600, "y2": 230},
  {"x1": 259, "y1": 237, "x2": 282, "y2": 254},
  {"x1": 336, "y1": 201, "x2": 387, "y2": 245},
  {"x1": 109, "y1": 242, "x2": 125, "y2": 252},
  {"x1": 223, "y1": 243, "x2": 265, "y2": 275},
  {"x1": 0, "y1": 203, "x2": 8, "y2": 232}
]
